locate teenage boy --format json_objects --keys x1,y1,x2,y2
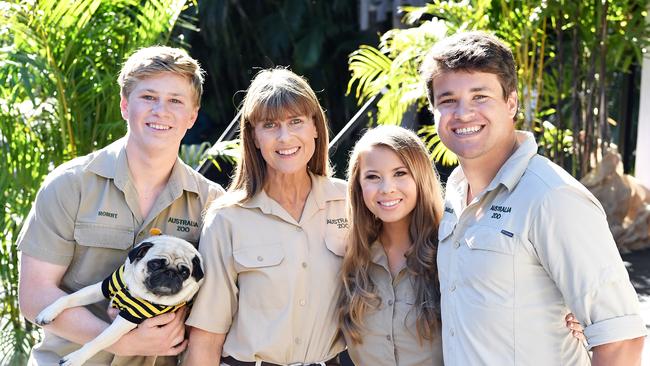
[
  {"x1": 17, "y1": 46, "x2": 223, "y2": 366},
  {"x1": 421, "y1": 31, "x2": 646, "y2": 365}
]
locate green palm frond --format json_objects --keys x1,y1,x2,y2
[
  {"x1": 347, "y1": 12, "x2": 452, "y2": 162},
  {"x1": 419, "y1": 125, "x2": 458, "y2": 167},
  {"x1": 347, "y1": 45, "x2": 391, "y2": 103},
  {"x1": 203, "y1": 140, "x2": 241, "y2": 172}
]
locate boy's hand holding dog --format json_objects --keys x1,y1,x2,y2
[{"x1": 109, "y1": 306, "x2": 188, "y2": 356}]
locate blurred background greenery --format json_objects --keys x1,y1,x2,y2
[{"x1": 1, "y1": 0, "x2": 649, "y2": 363}]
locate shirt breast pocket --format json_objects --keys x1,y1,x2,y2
[
  {"x1": 233, "y1": 243, "x2": 286, "y2": 309},
  {"x1": 71, "y1": 222, "x2": 134, "y2": 287},
  {"x1": 459, "y1": 225, "x2": 516, "y2": 305}
]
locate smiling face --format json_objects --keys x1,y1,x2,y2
[
  {"x1": 359, "y1": 145, "x2": 417, "y2": 226},
  {"x1": 432, "y1": 71, "x2": 518, "y2": 166},
  {"x1": 252, "y1": 114, "x2": 318, "y2": 176},
  {"x1": 121, "y1": 72, "x2": 198, "y2": 154}
]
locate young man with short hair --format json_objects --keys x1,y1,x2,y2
[
  {"x1": 18, "y1": 46, "x2": 223, "y2": 366},
  {"x1": 421, "y1": 31, "x2": 646, "y2": 365}
]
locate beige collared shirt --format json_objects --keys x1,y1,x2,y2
[
  {"x1": 344, "y1": 241, "x2": 443, "y2": 366},
  {"x1": 186, "y1": 174, "x2": 348, "y2": 364},
  {"x1": 438, "y1": 131, "x2": 646, "y2": 365},
  {"x1": 17, "y1": 138, "x2": 223, "y2": 366}
]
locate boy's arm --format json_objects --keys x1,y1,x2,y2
[
  {"x1": 19, "y1": 253, "x2": 187, "y2": 356},
  {"x1": 184, "y1": 327, "x2": 225, "y2": 365}
]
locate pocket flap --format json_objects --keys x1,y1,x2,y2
[
  {"x1": 464, "y1": 226, "x2": 515, "y2": 255},
  {"x1": 325, "y1": 235, "x2": 348, "y2": 257},
  {"x1": 234, "y1": 244, "x2": 285, "y2": 268},
  {"x1": 74, "y1": 223, "x2": 134, "y2": 250},
  {"x1": 438, "y1": 221, "x2": 456, "y2": 242}
]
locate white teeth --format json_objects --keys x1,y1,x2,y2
[
  {"x1": 379, "y1": 199, "x2": 401, "y2": 207},
  {"x1": 455, "y1": 126, "x2": 482, "y2": 135},
  {"x1": 277, "y1": 147, "x2": 299, "y2": 155},
  {"x1": 148, "y1": 123, "x2": 171, "y2": 130}
]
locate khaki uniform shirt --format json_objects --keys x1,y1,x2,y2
[
  {"x1": 187, "y1": 174, "x2": 348, "y2": 364},
  {"x1": 17, "y1": 138, "x2": 223, "y2": 366},
  {"x1": 437, "y1": 131, "x2": 646, "y2": 365},
  {"x1": 344, "y1": 241, "x2": 443, "y2": 366}
]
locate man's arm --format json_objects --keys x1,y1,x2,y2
[
  {"x1": 19, "y1": 253, "x2": 187, "y2": 356},
  {"x1": 592, "y1": 336, "x2": 644, "y2": 366},
  {"x1": 530, "y1": 187, "x2": 646, "y2": 357},
  {"x1": 184, "y1": 327, "x2": 225, "y2": 366}
]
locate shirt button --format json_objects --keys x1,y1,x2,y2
[
  {"x1": 454, "y1": 240, "x2": 460, "y2": 249},
  {"x1": 386, "y1": 335, "x2": 392, "y2": 341},
  {"x1": 257, "y1": 256, "x2": 263, "y2": 262},
  {"x1": 299, "y1": 299, "x2": 306, "y2": 306},
  {"x1": 387, "y1": 299, "x2": 394, "y2": 306},
  {"x1": 294, "y1": 337, "x2": 301, "y2": 345},
  {"x1": 450, "y1": 284, "x2": 456, "y2": 292},
  {"x1": 301, "y1": 262, "x2": 308, "y2": 268},
  {"x1": 450, "y1": 329, "x2": 455, "y2": 337},
  {"x1": 296, "y1": 227, "x2": 303, "y2": 232}
]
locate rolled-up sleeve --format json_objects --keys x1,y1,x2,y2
[
  {"x1": 186, "y1": 208, "x2": 239, "y2": 334},
  {"x1": 530, "y1": 186, "x2": 646, "y2": 349}
]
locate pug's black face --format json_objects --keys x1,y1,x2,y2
[
  {"x1": 127, "y1": 238, "x2": 204, "y2": 299},
  {"x1": 144, "y1": 258, "x2": 191, "y2": 296}
]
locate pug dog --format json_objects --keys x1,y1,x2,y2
[{"x1": 35, "y1": 234, "x2": 205, "y2": 366}]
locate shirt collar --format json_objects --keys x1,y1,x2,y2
[
  {"x1": 485, "y1": 130, "x2": 538, "y2": 192},
  {"x1": 446, "y1": 130, "x2": 537, "y2": 197},
  {"x1": 84, "y1": 138, "x2": 200, "y2": 195},
  {"x1": 240, "y1": 172, "x2": 345, "y2": 212},
  {"x1": 369, "y1": 240, "x2": 388, "y2": 268}
]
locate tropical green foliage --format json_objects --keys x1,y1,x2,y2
[
  {"x1": 180, "y1": 140, "x2": 240, "y2": 171},
  {"x1": 347, "y1": 0, "x2": 650, "y2": 174},
  {"x1": 189, "y1": 0, "x2": 371, "y2": 137},
  {"x1": 0, "y1": 0, "x2": 196, "y2": 361}
]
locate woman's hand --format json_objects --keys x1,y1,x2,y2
[{"x1": 565, "y1": 313, "x2": 585, "y2": 341}]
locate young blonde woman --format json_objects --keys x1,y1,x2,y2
[
  {"x1": 338, "y1": 125, "x2": 585, "y2": 365},
  {"x1": 185, "y1": 68, "x2": 347, "y2": 366},
  {"x1": 338, "y1": 125, "x2": 444, "y2": 365}
]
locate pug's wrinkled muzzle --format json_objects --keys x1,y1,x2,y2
[{"x1": 145, "y1": 269, "x2": 183, "y2": 296}]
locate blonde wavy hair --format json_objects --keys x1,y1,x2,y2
[{"x1": 337, "y1": 125, "x2": 444, "y2": 344}]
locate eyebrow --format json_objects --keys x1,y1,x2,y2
[
  {"x1": 140, "y1": 89, "x2": 187, "y2": 97},
  {"x1": 362, "y1": 166, "x2": 407, "y2": 174},
  {"x1": 435, "y1": 86, "x2": 491, "y2": 100}
]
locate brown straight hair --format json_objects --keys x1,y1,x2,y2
[{"x1": 227, "y1": 68, "x2": 331, "y2": 202}]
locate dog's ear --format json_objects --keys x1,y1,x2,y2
[
  {"x1": 191, "y1": 255, "x2": 204, "y2": 281},
  {"x1": 128, "y1": 242, "x2": 155, "y2": 264}
]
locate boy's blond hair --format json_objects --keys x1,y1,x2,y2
[{"x1": 118, "y1": 46, "x2": 204, "y2": 106}]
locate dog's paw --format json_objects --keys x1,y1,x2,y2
[{"x1": 35, "y1": 304, "x2": 63, "y2": 326}]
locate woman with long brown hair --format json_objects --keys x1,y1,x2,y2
[
  {"x1": 338, "y1": 125, "x2": 444, "y2": 365},
  {"x1": 185, "y1": 68, "x2": 347, "y2": 366}
]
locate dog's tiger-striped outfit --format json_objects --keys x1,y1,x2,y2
[{"x1": 101, "y1": 265, "x2": 185, "y2": 324}]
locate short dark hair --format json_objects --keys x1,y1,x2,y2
[{"x1": 420, "y1": 31, "x2": 517, "y2": 107}]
